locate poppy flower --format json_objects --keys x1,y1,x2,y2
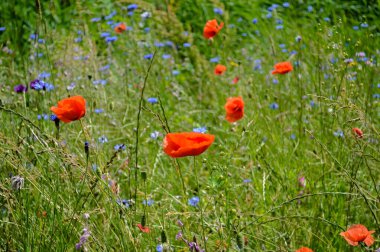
[
  {"x1": 214, "y1": 64, "x2": 227, "y2": 75},
  {"x1": 272, "y1": 61, "x2": 293, "y2": 74},
  {"x1": 296, "y1": 247, "x2": 313, "y2": 252},
  {"x1": 203, "y1": 19, "x2": 224, "y2": 39},
  {"x1": 50, "y1": 96, "x2": 86, "y2": 123},
  {"x1": 137, "y1": 223, "x2": 151, "y2": 233},
  {"x1": 163, "y1": 132, "x2": 215, "y2": 158},
  {"x1": 224, "y1": 97, "x2": 244, "y2": 123},
  {"x1": 232, "y1": 76, "x2": 239, "y2": 84},
  {"x1": 352, "y1": 128, "x2": 363, "y2": 138},
  {"x1": 340, "y1": 224, "x2": 375, "y2": 246},
  {"x1": 114, "y1": 23, "x2": 126, "y2": 33}
]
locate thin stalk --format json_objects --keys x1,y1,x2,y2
[{"x1": 193, "y1": 156, "x2": 207, "y2": 251}]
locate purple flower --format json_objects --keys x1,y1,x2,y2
[
  {"x1": 150, "y1": 131, "x2": 160, "y2": 140},
  {"x1": 243, "y1": 179, "x2": 252, "y2": 183},
  {"x1": 14, "y1": 84, "x2": 28, "y2": 93},
  {"x1": 188, "y1": 196, "x2": 199, "y2": 207},
  {"x1": 298, "y1": 176, "x2": 306, "y2": 187},
  {"x1": 91, "y1": 17, "x2": 101, "y2": 22},
  {"x1": 213, "y1": 7, "x2": 223, "y2": 15},
  {"x1": 114, "y1": 144, "x2": 126, "y2": 151},
  {"x1": 175, "y1": 231, "x2": 183, "y2": 240},
  {"x1": 75, "y1": 228, "x2": 90, "y2": 250},
  {"x1": 176, "y1": 220, "x2": 184, "y2": 227},
  {"x1": 142, "y1": 199, "x2": 154, "y2": 206}
]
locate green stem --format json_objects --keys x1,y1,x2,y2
[{"x1": 193, "y1": 156, "x2": 207, "y2": 251}]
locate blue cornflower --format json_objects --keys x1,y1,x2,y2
[
  {"x1": 290, "y1": 134, "x2": 296, "y2": 140},
  {"x1": 100, "y1": 32, "x2": 110, "y2": 38},
  {"x1": 38, "y1": 38, "x2": 45, "y2": 44},
  {"x1": 156, "y1": 244, "x2": 163, "y2": 252},
  {"x1": 127, "y1": 4, "x2": 138, "y2": 11},
  {"x1": 144, "y1": 54, "x2": 153, "y2": 60},
  {"x1": 213, "y1": 7, "x2": 223, "y2": 15},
  {"x1": 283, "y1": 2, "x2": 290, "y2": 7},
  {"x1": 74, "y1": 37, "x2": 82, "y2": 43},
  {"x1": 323, "y1": 17, "x2": 331, "y2": 22},
  {"x1": 93, "y1": 80, "x2": 107, "y2": 85},
  {"x1": 361, "y1": 23, "x2": 368, "y2": 28},
  {"x1": 165, "y1": 41, "x2": 174, "y2": 47},
  {"x1": 290, "y1": 50, "x2": 297, "y2": 55},
  {"x1": 373, "y1": 94, "x2": 380, "y2": 99},
  {"x1": 38, "y1": 71, "x2": 50, "y2": 79},
  {"x1": 147, "y1": 97, "x2": 158, "y2": 104},
  {"x1": 0, "y1": 27, "x2": 6, "y2": 31},
  {"x1": 210, "y1": 57, "x2": 220, "y2": 63},
  {"x1": 193, "y1": 126, "x2": 207, "y2": 133},
  {"x1": 144, "y1": 27, "x2": 150, "y2": 33},
  {"x1": 310, "y1": 100, "x2": 316, "y2": 107},
  {"x1": 243, "y1": 179, "x2": 252, "y2": 183},
  {"x1": 143, "y1": 199, "x2": 154, "y2": 206},
  {"x1": 279, "y1": 43, "x2": 286, "y2": 48},
  {"x1": 353, "y1": 26, "x2": 359, "y2": 30},
  {"x1": 172, "y1": 70, "x2": 180, "y2": 76},
  {"x1": 276, "y1": 25, "x2": 284, "y2": 30},
  {"x1": 266, "y1": 12, "x2": 272, "y2": 19},
  {"x1": 30, "y1": 34, "x2": 38, "y2": 40},
  {"x1": 150, "y1": 131, "x2": 160, "y2": 140},
  {"x1": 154, "y1": 41, "x2": 165, "y2": 47},
  {"x1": 106, "y1": 20, "x2": 114, "y2": 25},
  {"x1": 114, "y1": 144, "x2": 126, "y2": 151},
  {"x1": 333, "y1": 130, "x2": 344, "y2": 138},
  {"x1": 99, "y1": 65, "x2": 110, "y2": 71},
  {"x1": 307, "y1": 5, "x2": 313, "y2": 12},
  {"x1": 272, "y1": 78, "x2": 279, "y2": 84},
  {"x1": 94, "y1": 108, "x2": 104, "y2": 114},
  {"x1": 91, "y1": 17, "x2": 101, "y2": 22},
  {"x1": 105, "y1": 36, "x2": 117, "y2": 43},
  {"x1": 270, "y1": 102, "x2": 279, "y2": 110},
  {"x1": 162, "y1": 54, "x2": 171, "y2": 59},
  {"x1": 252, "y1": 18, "x2": 258, "y2": 24},
  {"x1": 183, "y1": 42, "x2": 191, "y2": 47},
  {"x1": 188, "y1": 196, "x2": 199, "y2": 207},
  {"x1": 98, "y1": 136, "x2": 108, "y2": 144},
  {"x1": 228, "y1": 24, "x2": 235, "y2": 28},
  {"x1": 276, "y1": 19, "x2": 283, "y2": 24},
  {"x1": 44, "y1": 83, "x2": 54, "y2": 91},
  {"x1": 50, "y1": 114, "x2": 58, "y2": 121},
  {"x1": 105, "y1": 10, "x2": 117, "y2": 20},
  {"x1": 117, "y1": 199, "x2": 131, "y2": 208}
]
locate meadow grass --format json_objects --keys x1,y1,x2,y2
[{"x1": 0, "y1": 0, "x2": 379, "y2": 251}]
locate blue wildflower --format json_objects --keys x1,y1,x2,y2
[
  {"x1": 276, "y1": 25, "x2": 284, "y2": 30},
  {"x1": 98, "y1": 136, "x2": 108, "y2": 144},
  {"x1": 162, "y1": 54, "x2": 171, "y2": 59},
  {"x1": 270, "y1": 102, "x2": 279, "y2": 110},
  {"x1": 310, "y1": 100, "x2": 316, "y2": 107},
  {"x1": 74, "y1": 37, "x2": 82, "y2": 43},
  {"x1": 144, "y1": 54, "x2": 153, "y2": 60},
  {"x1": 323, "y1": 17, "x2": 331, "y2": 22},
  {"x1": 307, "y1": 5, "x2": 313, "y2": 12},
  {"x1": 165, "y1": 41, "x2": 174, "y2": 47},
  {"x1": 266, "y1": 13, "x2": 272, "y2": 19},
  {"x1": 30, "y1": 34, "x2": 38, "y2": 40},
  {"x1": 333, "y1": 130, "x2": 344, "y2": 138},
  {"x1": 272, "y1": 78, "x2": 279, "y2": 84},
  {"x1": 38, "y1": 39, "x2": 45, "y2": 44},
  {"x1": 105, "y1": 11, "x2": 117, "y2": 20},
  {"x1": 210, "y1": 57, "x2": 220, "y2": 63},
  {"x1": 373, "y1": 94, "x2": 380, "y2": 99},
  {"x1": 353, "y1": 26, "x2": 359, "y2": 30},
  {"x1": 156, "y1": 244, "x2": 163, "y2": 252},
  {"x1": 0, "y1": 27, "x2": 6, "y2": 31},
  {"x1": 144, "y1": 27, "x2": 150, "y2": 33},
  {"x1": 38, "y1": 71, "x2": 50, "y2": 79},
  {"x1": 100, "y1": 32, "x2": 110, "y2": 38},
  {"x1": 183, "y1": 42, "x2": 191, "y2": 47},
  {"x1": 150, "y1": 131, "x2": 160, "y2": 140},
  {"x1": 114, "y1": 144, "x2": 126, "y2": 151},
  {"x1": 105, "y1": 36, "x2": 117, "y2": 43},
  {"x1": 193, "y1": 126, "x2": 207, "y2": 133},
  {"x1": 66, "y1": 82, "x2": 76, "y2": 91},
  {"x1": 94, "y1": 108, "x2": 104, "y2": 114},
  {"x1": 188, "y1": 196, "x2": 199, "y2": 207},
  {"x1": 243, "y1": 179, "x2": 252, "y2": 183},
  {"x1": 213, "y1": 7, "x2": 223, "y2": 15},
  {"x1": 99, "y1": 65, "x2": 110, "y2": 71},
  {"x1": 172, "y1": 70, "x2": 180, "y2": 76},
  {"x1": 143, "y1": 199, "x2": 154, "y2": 206},
  {"x1": 283, "y1": 2, "x2": 290, "y2": 7},
  {"x1": 276, "y1": 19, "x2": 283, "y2": 24},
  {"x1": 279, "y1": 44, "x2": 286, "y2": 48},
  {"x1": 91, "y1": 17, "x2": 101, "y2": 22},
  {"x1": 147, "y1": 97, "x2": 158, "y2": 104},
  {"x1": 127, "y1": 4, "x2": 138, "y2": 11},
  {"x1": 93, "y1": 80, "x2": 107, "y2": 85},
  {"x1": 290, "y1": 134, "x2": 296, "y2": 140},
  {"x1": 252, "y1": 18, "x2": 258, "y2": 24},
  {"x1": 154, "y1": 41, "x2": 165, "y2": 47},
  {"x1": 50, "y1": 114, "x2": 58, "y2": 121},
  {"x1": 361, "y1": 23, "x2": 368, "y2": 28}
]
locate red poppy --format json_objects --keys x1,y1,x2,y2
[
  {"x1": 296, "y1": 247, "x2": 313, "y2": 252},
  {"x1": 272, "y1": 61, "x2": 293, "y2": 74},
  {"x1": 340, "y1": 224, "x2": 375, "y2": 246},
  {"x1": 203, "y1": 19, "x2": 224, "y2": 39},
  {"x1": 214, "y1": 64, "x2": 227, "y2": 75},
  {"x1": 224, "y1": 97, "x2": 244, "y2": 123},
  {"x1": 137, "y1": 224, "x2": 150, "y2": 233},
  {"x1": 352, "y1": 127, "x2": 363, "y2": 138},
  {"x1": 50, "y1": 96, "x2": 86, "y2": 123},
  {"x1": 114, "y1": 23, "x2": 126, "y2": 33},
  {"x1": 232, "y1": 76, "x2": 239, "y2": 84},
  {"x1": 163, "y1": 132, "x2": 215, "y2": 158}
]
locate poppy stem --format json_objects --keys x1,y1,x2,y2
[{"x1": 193, "y1": 156, "x2": 207, "y2": 252}]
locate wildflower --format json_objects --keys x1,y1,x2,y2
[
  {"x1": 150, "y1": 131, "x2": 160, "y2": 140},
  {"x1": 144, "y1": 53, "x2": 153, "y2": 60},
  {"x1": 93, "y1": 79, "x2": 107, "y2": 85},
  {"x1": 340, "y1": 224, "x2": 375, "y2": 246},
  {"x1": 50, "y1": 96, "x2": 86, "y2": 123},
  {"x1": 213, "y1": 7, "x2": 223, "y2": 15},
  {"x1": 127, "y1": 4, "x2": 138, "y2": 11},
  {"x1": 333, "y1": 130, "x2": 344, "y2": 138},
  {"x1": 283, "y1": 2, "x2": 290, "y2": 7},
  {"x1": 243, "y1": 179, "x2": 252, "y2": 183},
  {"x1": 114, "y1": 23, "x2": 126, "y2": 33},
  {"x1": 252, "y1": 18, "x2": 258, "y2": 24},
  {"x1": 67, "y1": 82, "x2": 76, "y2": 91},
  {"x1": 30, "y1": 79, "x2": 45, "y2": 90},
  {"x1": 104, "y1": 10, "x2": 116, "y2": 20},
  {"x1": 38, "y1": 71, "x2": 50, "y2": 79},
  {"x1": 142, "y1": 199, "x2": 154, "y2": 206},
  {"x1": 147, "y1": 97, "x2": 158, "y2": 104},
  {"x1": 361, "y1": 23, "x2": 368, "y2": 28},
  {"x1": 94, "y1": 108, "x2": 104, "y2": 114},
  {"x1": 203, "y1": 19, "x2": 224, "y2": 39},
  {"x1": 224, "y1": 97, "x2": 244, "y2": 123},
  {"x1": 83, "y1": 213, "x2": 90, "y2": 219},
  {"x1": 141, "y1": 11, "x2": 151, "y2": 19},
  {"x1": 214, "y1": 64, "x2": 227, "y2": 75},
  {"x1": 100, "y1": 32, "x2": 110, "y2": 38},
  {"x1": 353, "y1": 26, "x2": 359, "y2": 30},
  {"x1": 91, "y1": 17, "x2": 101, "y2": 22},
  {"x1": 232, "y1": 76, "x2": 239, "y2": 84},
  {"x1": 188, "y1": 196, "x2": 200, "y2": 207},
  {"x1": 162, "y1": 54, "x2": 171, "y2": 59},
  {"x1": 38, "y1": 39, "x2": 45, "y2": 44},
  {"x1": 266, "y1": 13, "x2": 272, "y2": 19},
  {"x1": 296, "y1": 247, "x2": 313, "y2": 252},
  {"x1": 272, "y1": 61, "x2": 293, "y2": 74},
  {"x1": 193, "y1": 126, "x2": 207, "y2": 133},
  {"x1": 352, "y1": 128, "x2": 363, "y2": 138},
  {"x1": 105, "y1": 36, "x2": 117, "y2": 43},
  {"x1": 75, "y1": 228, "x2": 90, "y2": 250},
  {"x1": 296, "y1": 35, "x2": 302, "y2": 42},
  {"x1": 163, "y1": 132, "x2": 214, "y2": 158},
  {"x1": 183, "y1": 42, "x2": 191, "y2": 47},
  {"x1": 0, "y1": 27, "x2": 6, "y2": 31},
  {"x1": 210, "y1": 57, "x2": 220, "y2": 63},
  {"x1": 177, "y1": 220, "x2": 184, "y2": 227},
  {"x1": 154, "y1": 41, "x2": 165, "y2": 47},
  {"x1": 324, "y1": 17, "x2": 331, "y2": 22},
  {"x1": 156, "y1": 244, "x2": 163, "y2": 252},
  {"x1": 14, "y1": 84, "x2": 28, "y2": 93},
  {"x1": 307, "y1": 5, "x2": 313, "y2": 12},
  {"x1": 11, "y1": 176, "x2": 24, "y2": 190},
  {"x1": 172, "y1": 70, "x2": 180, "y2": 75},
  {"x1": 98, "y1": 135, "x2": 108, "y2": 143},
  {"x1": 298, "y1": 176, "x2": 306, "y2": 187},
  {"x1": 269, "y1": 102, "x2": 279, "y2": 110},
  {"x1": 114, "y1": 144, "x2": 126, "y2": 151},
  {"x1": 137, "y1": 224, "x2": 150, "y2": 233},
  {"x1": 276, "y1": 25, "x2": 284, "y2": 30}
]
